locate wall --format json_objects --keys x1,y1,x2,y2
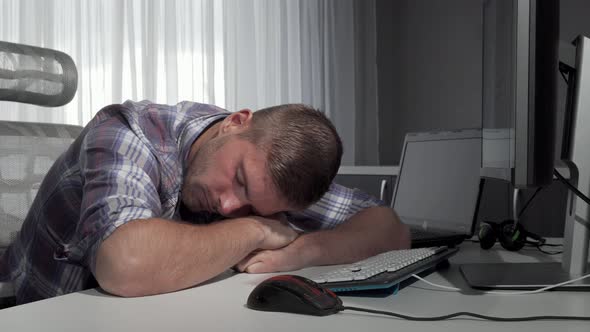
[
  {"x1": 372, "y1": 0, "x2": 590, "y2": 236},
  {"x1": 374, "y1": 1, "x2": 590, "y2": 165},
  {"x1": 375, "y1": 0, "x2": 483, "y2": 165}
]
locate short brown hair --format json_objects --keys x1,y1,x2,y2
[{"x1": 238, "y1": 104, "x2": 343, "y2": 209}]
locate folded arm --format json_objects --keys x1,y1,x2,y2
[
  {"x1": 80, "y1": 119, "x2": 297, "y2": 297},
  {"x1": 95, "y1": 215, "x2": 297, "y2": 297},
  {"x1": 236, "y1": 206, "x2": 409, "y2": 273},
  {"x1": 294, "y1": 206, "x2": 410, "y2": 266}
]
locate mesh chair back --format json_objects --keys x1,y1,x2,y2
[
  {"x1": 0, "y1": 121, "x2": 82, "y2": 249},
  {"x1": 0, "y1": 41, "x2": 77, "y2": 107}
]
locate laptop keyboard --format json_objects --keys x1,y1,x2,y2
[
  {"x1": 410, "y1": 227, "x2": 451, "y2": 240},
  {"x1": 309, "y1": 246, "x2": 449, "y2": 283}
]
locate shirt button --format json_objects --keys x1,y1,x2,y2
[{"x1": 53, "y1": 245, "x2": 69, "y2": 261}]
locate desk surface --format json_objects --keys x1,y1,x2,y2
[{"x1": 1, "y1": 240, "x2": 589, "y2": 332}]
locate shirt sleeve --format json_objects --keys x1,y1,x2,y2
[
  {"x1": 286, "y1": 182, "x2": 386, "y2": 232},
  {"x1": 67, "y1": 116, "x2": 162, "y2": 273}
]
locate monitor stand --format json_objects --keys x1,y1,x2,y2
[
  {"x1": 460, "y1": 166, "x2": 590, "y2": 291},
  {"x1": 461, "y1": 36, "x2": 590, "y2": 290},
  {"x1": 460, "y1": 263, "x2": 590, "y2": 291}
]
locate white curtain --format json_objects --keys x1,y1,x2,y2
[{"x1": 0, "y1": 0, "x2": 379, "y2": 165}]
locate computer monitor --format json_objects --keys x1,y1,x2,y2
[
  {"x1": 461, "y1": 0, "x2": 590, "y2": 290},
  {"x1": 481, "y1": 0, "x2": 558, "y2": 189}
]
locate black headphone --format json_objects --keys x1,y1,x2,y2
[{"x1": 478, "y1": 220, "x2": 545, "y2": 251}]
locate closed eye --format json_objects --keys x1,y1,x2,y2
[{"x1": 236, "y1": 163, "x2": 250, "y2": 199}]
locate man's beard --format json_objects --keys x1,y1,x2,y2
[{"x1": 181, "y1": 135, "x2": 230, "y2": 212}]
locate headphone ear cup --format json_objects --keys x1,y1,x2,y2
[
  {"x1": 498, "y1": 220, "x2": 526, "y2": 251},
  {"x1": 478, "y1": 222, "x2": 497, "y2": 250}
]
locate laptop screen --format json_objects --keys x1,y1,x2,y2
[{"x1": 392, "y1": 134, "x2": 481, "y2": 234}]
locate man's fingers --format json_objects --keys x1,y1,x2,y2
[
  {"x1": 235, "y1": 252, "x2": 261, "y2": 272},
  {"x1": 244, "y1": 262, "x2": 265, "y2": 273}
]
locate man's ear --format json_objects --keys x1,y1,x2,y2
[{"x1": 219, "y1": 109, "x2": 253, "y2": 134}]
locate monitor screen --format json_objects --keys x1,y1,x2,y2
[
  {"x1": 393, "y1": 132, "x2": 482, "y2": 234},
  {"x1": 482, "y1": 0, "x2": 559, "y2": 188}
]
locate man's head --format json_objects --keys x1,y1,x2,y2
[{"x1": 182, "y1": 104, "x2": 343, "y2": 217}]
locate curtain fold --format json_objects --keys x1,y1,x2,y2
[{"x1": 0, "y1": 0, "x2": 379, "y2": 165}]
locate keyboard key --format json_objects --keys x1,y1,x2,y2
[{"x1": 310, "y1": 246, "x2": 448, "y2": 284}]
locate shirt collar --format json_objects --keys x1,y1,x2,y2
[{"x1": 179, "y1": 114, "x2": 228, "y2": 170}]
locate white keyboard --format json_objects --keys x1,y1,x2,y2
[{"x1": 310, "y1": 246, "x2": 448, "y2": 283}]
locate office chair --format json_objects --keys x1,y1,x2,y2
[{"x1": 0, "y1": 41, "x2": 82, "y2": 307}]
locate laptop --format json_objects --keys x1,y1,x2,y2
[
  {"x1": 306, "y1": 129, "x2": 483, "y2": 294},
  {"x1": 391, "y1": 129, "x2": 484, "y2": 248}
]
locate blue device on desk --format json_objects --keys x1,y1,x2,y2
[{"x1": 309, "y1": 246, "x2": 458, "y2": 294}]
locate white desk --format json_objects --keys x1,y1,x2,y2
[{"x1": 1, "y1": 241, "x2": 589, "y2": 332}]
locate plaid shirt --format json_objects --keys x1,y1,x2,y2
[{"x1": 0, "y1": 100, "x2": 382, "y2": 304}]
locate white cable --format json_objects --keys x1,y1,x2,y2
[
  {"x1": 411, "y1": 273, "x2": 590, "y2": 295},
  {"x1": 410, "y1": 274, "x2": 461, "y2": 291}
]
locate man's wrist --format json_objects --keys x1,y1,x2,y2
[
  {"x1": 288, "y1": 232, "x2": 323, "y2": 267},
  {"x1": 232, "y1": 217, "x2": 266, "y2": 248}
]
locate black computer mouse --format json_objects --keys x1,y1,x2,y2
[{"x1": 247, "y1": 275, "x2": 344, "y2": 316}]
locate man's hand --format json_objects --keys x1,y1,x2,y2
[
  {"x1": 235, "y1": 213, "x2": 303, "y2": 273},
  {"x1": 250, "y1": 214, "x2": 299, "y2": 250},
  {"x1": 234, "y1": 243, "x2": 305, "y2": 273},
  {"x1": 237, "y1": 206, "x2": 410, "y2": 274}
]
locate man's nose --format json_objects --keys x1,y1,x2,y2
[{"x1": 219, "y1": 193, "x2": 247, "y2": 217}]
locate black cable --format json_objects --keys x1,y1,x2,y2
[
  {"x1": 522, "y1": 241, "x2": 563, "y2": 255},
  {"x1": 554, "y1": 169, "x2": 590, "y2": 205},
  {"x1": 341, "y1": 306, "x2": 590, "y2": 322},
  {"x1": 538, "y1": 243, "x2": 563, "y2": 247},
  {"x1": 560, "y1": 69, "x2": 569, "y2": 85},
  {"x1": 524, "y1": 242, "x2": 563, "y2": 255},
  {"x1": 554, "y1": 66, "x2": 590, "y2": 206},
  {"x1": 517, "y1": 186, "x2": 543, "y2": 219},
  {"x1": 536, "y1": 246, "x2": 563, "y2": 255},
  {"x1": 468, "y1": 239, "x2": 562, "y2": 255}
]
